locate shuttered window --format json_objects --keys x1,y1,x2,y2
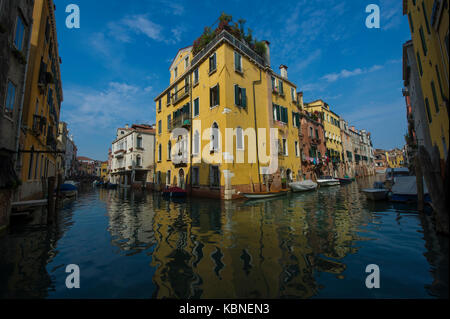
[
  {"x1": 234, "y1": 85, "x2": 247, "y2": 107},
  {"x1": 193, "y1": 98, "x2": 199, "y2": 117},
  {"x1": 210, "y1": 84, "x2": 220, "y2": 107},
  {"x1": 234, "y1": 51, "x2": 242, "y2": 72}
]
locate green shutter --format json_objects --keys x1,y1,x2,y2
[
  {"x1": 431, "y1": 81, "x2": 439, "y2": 112},
  {"x1": 276, "y1": 105, "x2": 280, "y2": 121},
  {"x1": 242, "y1": 88, "x2": 246, "y2": 107},
  {"x1": 296, "y1": 114, "x2": 300, "y2": 127},
  {"x1": 210, "y1": 87, "x2": 213, "y2": 107},
  {"x1": 235, "y1": 85, "x2": 239, "y2": 106},
  {"x1": 216, "y1": 84, "x2": 220, "y2": 105}
]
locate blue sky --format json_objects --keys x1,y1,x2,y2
[{"x1": 55, "y1": 0, "x2": 411, "y2": 161}]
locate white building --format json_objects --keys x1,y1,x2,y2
[{"x1": 110, "y1": 124, "x2": 155, "y2": 187}]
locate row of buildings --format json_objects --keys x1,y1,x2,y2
[
  {"x1": 0, "y1": 0, "x2": 76, "y2": 230},
  {"x1": 402, "y1": 0, "x2": 448, "y2": 170},
  {"x1": 103, "y1": 15, "x2": 377, "y2": 199}
]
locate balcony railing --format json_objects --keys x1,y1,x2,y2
[
  {"x1": 171, "y1": 113, "x2": 191, "y2": 130},
  {"x1": 32, "y1": 115, "x2": 46, "y2": 136},
  {"x1": 191, "y1": 30, "x2": 266, "y2": 69},
  {"x1": 172, "y1": 84, "x2": 190, "y2": 105}
]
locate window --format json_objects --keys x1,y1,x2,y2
[
  {"x1": 210, "y1": 84, "x2": 220, "y2": 107},
  {"x1": 292, "y1": 112, "x2": 300, "y2": 127},
  {"x1": 158, "y1": 99, "x2": 161, "y2": 112},
  {"x1": 192, "y1": 167, "x2": 200, "y2": 186},
  {"x1": 184, "y1": 77, "x2": 189, "y2": 93},
  {"x1": 136, "y1": 155, "x2": 141, "y2": 167},
  {"x1": 236, "y1": 127, "x2": 244, "y2": 151},
  {"x1": 174, "y1": 67, "x2": 178, "y2": 78},
  {"x1": 137, "y1": 136, "x2": 143, "y2": 148},
  {"x1": 422, "y1": 1, "x2": 431, "y2": 34},
  {"x1": 408, "y1": 13, "x2": 414, "y2": 33},
  {"x1": 234, "y1": 85, "x2": 247, "y2": 107},
  {"x1": 271, "y1": 76, "x2": 276, "y2": 91},
  {"x1": 295, "y1": 141, "x2": 299, "y2": 157},
  {"x1": 435, "y1": 66, "x2": 445, "y2": 100},
  {"x1": 28, "y1": 149, "x2": 34, "y2": 180},
  {"x1": 315, "y1": 129, "x2": 319, "y2": 139},
  {"x1": 168, "y1": 141, "x2": 172, "y2": 160},
  {"x1": 158, "y1": 120, "x2": 162, "y2": 134},
  {"x1": 167, "y1": 114, "x2": 171, "y2": 131},
  {"x1": 193, "y1": 130, "x2": 200, "y2": 155},
  {"x1": 417, "y1": 52, "x2": 423, "y2": 76},
  {"x1": 209, "y1": 53, "x2": 216, "y2": 73},
  {"x1": 419, "y1": 27, "x2": 427, "y2": 56},
  {"x1": 282, "y1": 138, "x2": 288, "y2": 156},
  {"x1": 185, "y1": 56, "x2": 189, "y2": 68},
  {"x1": 158, "y1": 144, "x2": 162, "y2": 161},
  {"x1": 193, "y1": 98, "x2": 199, "y2": 117},
  {"x1": 234, "y1": 51, "x2": 242, "y2": 72},
  {"x1": 4, "y1": 81, "x2": 16, "y2": 117},
  {"x1": 309, "y1": 127, "x2": 313, "y2": 136},
  {"x1": 193, "y1": 68, "x2": 199, "y2": 85},
  {"x1": 425, "y1": 98, "x2": 432, "y2": 123},
  {"x1": 166, "y1": 92, "x2": 171, "y2": 105},
  {"x1": 211, "y1": 122, "x2": 220, "y2": 152},
  {"x1": 273, "y1": 104, "x2": 288, "y2": 123},
  {"x1": 167, "y1": 170, "x2": 171, "y2": 185},
  {"x1": 210, "y1": 166, "x2": 220, "y2": 188},
  {"x1": 291, "y1": 87, "x2": 296, "y2": 101},
  {"x1": 14, "y1": 15, "x2": 25, "y2": 51},
  {"x1": 431, "y1": 81, "x2": 439, "y2": 112},
  {"x1": 278, "y1": 80, "x2": 284, "y2": 95}
]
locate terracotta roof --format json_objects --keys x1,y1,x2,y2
[{"x1": 77, "y1": 156, "x2": 94, "y2": 161}]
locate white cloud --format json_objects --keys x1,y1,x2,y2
[
  {"x1": 121, "y1": 15, "x2": 163, "y2": 41},
  {"x1": 62, "y1": 82, "x2": 155, "y2": 132},
  {"x1": 321, "y1": 64, "x2": 383, "y2": 82}
]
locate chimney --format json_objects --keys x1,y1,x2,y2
[
  {"x1": 279, "y1": 65, "x2": 288, "y2": 79},
  {"x1": 297, "y1": 91, "x2": 304, "y2": 108},
  {"x1": 125, "y1": 124, "x2": 129, "y2": 129},
  {"x1": 263, "y1": 40, "x2": 270, "y2": 67}
]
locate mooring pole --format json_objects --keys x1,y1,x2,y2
[{"x1": 47, "y1": 176, "x2": 55, "y2": 224}]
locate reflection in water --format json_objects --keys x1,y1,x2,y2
[{"x1": 0, "y1": 176, "x2": 448, "y2": 299}]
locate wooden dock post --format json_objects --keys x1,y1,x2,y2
[
  {"x1": 47, "y1": 176, "x2": 55, "y2": 224},
  {"x1": 55, "y1": 173, "x2": 62, "y2": 209}
]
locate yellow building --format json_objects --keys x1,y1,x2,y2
[
  {"x1": 100, "y1": 161, "x2": 108, "y2": 182},
  {"x1": 386, "y1": 149, "x2": 405, "y2": 168},
  {"x1": 404, "y1": 0, "x2": 449, "y2": 164},
  {"x1": 18, "y1": 0, "x2": 63, "y2": 200},
  {"x1": 304, "y1": 100, "x2": 343, "y2": 172},
  {"x1": 154, "y1": 17, "x2": 303, "y2": 199}
]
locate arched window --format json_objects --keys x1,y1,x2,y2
[
  {"x1": 236, "y1": 126, "x2": 244, "y2": 151},
  {"x1": 211, "y1": 122, "x2": 219, "y2": 152}
]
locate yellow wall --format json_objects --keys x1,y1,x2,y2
[
  {"x1": 155, "y1": 38, "x2": 303, "y2": 196},
  {"x1": 304, "y1": 100, "x2": 343, "y2": 161},
  {"x1": 406, "y1": 0, "x2": 449, "y2": 160},
  {"x1": 19, "y1": 0, "x2": 63, "y2": 199},
  {"x1": 100, "y1": 162, "x2": 108, "y2": 181}
]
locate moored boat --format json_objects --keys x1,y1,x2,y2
[
  {"x1": 338, "y1": 177, "x2": 353, "y2": 184},
  {"x1": 362, "y1": 188, "x2": 388, "y2": 200},
  {"x1": 241, "y1": 189, "x2": 289, "y2": 199},
  {"x1": 60, "y1": 183, "x2": 78, "y2": 198},
  {"x1": 317, "y1": 176, "x2": 340, "y2": 187},
  {"x1": 289, "y1": 180, "x2": 317, "y2": 192},
  {"x1": 389, "y1": 175, "x2": 431, "y2": 203}
]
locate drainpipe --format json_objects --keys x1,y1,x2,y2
[
  {"x1": 14, "y1": 17, "x2": 34, "y2": 171},
  {"x1": 252, "y1": 69, "x2": 262, "y2": 191},
  {"x1": 189, "y1": 72, "x2": 193, "y2": 192}
]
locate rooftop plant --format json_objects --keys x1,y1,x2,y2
[{"x1": 192, "y1": 12, "x2": 267, "y2": 58}]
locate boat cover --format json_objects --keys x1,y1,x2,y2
[{"x1": 391, "y1": 176, "x2": 428, "y2": 195}]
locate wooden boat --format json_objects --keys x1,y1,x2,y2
[
  {"x1": 389, "y1": 176, "x2": 431, "y2": 203},
  {"x1": 362, "y1": 188, "x2": 388, "y2": 200},
  {"x1": 289, "y1": 180, "x2": 317, "y2": 192},
  {"x1": 241, "y1": 189, "x2": 289, "y2": 199},
  {"x1": 60, "y1": 183, "x2": 78, "y2": 198},
  {"x1": 162, "y1": 187, "x2": 187, "y2": 198},
  {"x1": 317, "y1": 176, "x2": 340, "y2": 186}
]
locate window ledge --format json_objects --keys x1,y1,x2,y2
[
  {"x1": 235, "y1": 69, "x2": 244, "y2": 76},
  {"x1": 209, "y1": 68, "x2": 217, "y2": 76}
]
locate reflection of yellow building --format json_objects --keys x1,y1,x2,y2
[
  {"x1": 304, "y1": 100, "x2": 342, "y2": 162},
  {"x1": 100, "y1": 161, "x2": 108, "y2": 181},
  {"x1": 19, "y1": 0, "x2": 63, "y2": 200},
  {"x1": 154, "y1": 17, "x2": 303, "y2": 199},
  {"x1": 404, "y1": 0, "x2": 449, "y2": 162}
]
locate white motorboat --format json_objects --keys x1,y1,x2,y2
[
  {"x1": 242, "y1": 190, "x2": 289, "y2": 199},
  {"x1": 362, "y1": 188, "x2": 388, "y2": 200},
  {"x1": 317, "y1": 176, "x2": 340, "y2": 187},
  {"x1": 289, "y1": 180, "x2": 318, "y2": 192}
]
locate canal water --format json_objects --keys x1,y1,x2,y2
[{"x1": 0, "y1": 176, "x2": 448, "y2": 299}]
